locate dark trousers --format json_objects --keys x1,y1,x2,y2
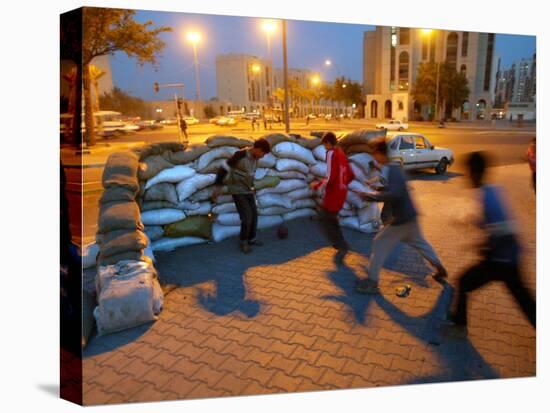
[
  {"x1": 452, "y1": 259, "x2": 536, "y2": 327},
  {"x1": 532, "y1": 172, "x2": 536, "y2": 193},
  {"x1": 318, "y1": 208, "x2": 349, "y2": 251},
  {"x1": 232, "y1": 193, "x2": 258, "y2": 242}
]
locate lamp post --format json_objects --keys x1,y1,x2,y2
[
  {"x1": 186, "y1": 31, "x2": 202, "y2": 101},
  {"x1": 282, "y1": 20, "x2": 290, "y2": 133}
]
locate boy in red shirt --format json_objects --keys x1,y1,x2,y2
[{"x1": 311, "y1": 132, "x2": 354, "y2": 264}]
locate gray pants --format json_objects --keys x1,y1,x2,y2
[{"x1": 367, "y1": 219, "x2": 443, "y2": 282}]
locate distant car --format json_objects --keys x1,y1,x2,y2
[
  {"x1": 306, "y1": 114, "x2": 317, "y2": 119},
  {"x1": 244, "y1": 112, "x2": 260, "y2": 120},
  {"x1": 376, "y1": 119, "x2": 409, "y2": 131},
  {"x1": 182, "y1": 116, "x2": 199, "y2": 125},
  {"x1": 216, "y1": 116, "x2": 238, "y2": 126},
  {"x1": 386, "y1": 132, "x2": 454, "y2": 174},
  {"x1": 209, "y1": 116, "x2": 222, "y2": 124},
  {"x1": 160, "y1": 118, "x2": 178, "y2": 125},
  {"x1": 135, "y1": 120, "x2": 163, "y2": 130},
  {"x1": 324, "y1": 114, "x2": 332, "y2": 120}
]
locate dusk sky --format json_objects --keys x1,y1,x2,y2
[{"x1": 109, "y1": 9, "x2": 536, "y2": 102}]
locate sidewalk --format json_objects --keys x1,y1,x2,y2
[{"x1": 82, "y1": 164, "x2": 536, "y2": 405}]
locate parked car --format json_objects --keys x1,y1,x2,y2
[
  {"x1": 386, "y1": 132, "x2": 454, "y2": 174},
  {"x1": 209, "y1": 116, "x2": 222, "y2": 124},
  {"x1": 376, "y1": 119, "x2": 409, "y2": 131},
  {"x1": 216, "y1": 116, "x2": 238, "y2": 126},
  {"x1": 182, "y1": 116, "x2": 199, "y2": 125},
  {"x1": 135, "y1": 120, "x2": 164, "y2": 130},
  {"x1": 306, "y1": 114, "x2": 317, "y2": 119},
  {"x1": 244, "y1": 112, "x2": 260, "y2": 120}
]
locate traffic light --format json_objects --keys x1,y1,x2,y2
[{"x1": 154, "y1": 82, "x2": 159, "y2": 93}]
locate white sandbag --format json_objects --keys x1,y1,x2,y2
[
  {"x1": 346, "y1": 191, "x2": 367, "y2": 209},
  {"x1": 266, "y1": 169, "x2": 307, "y2": 180},
  {"x1": 283, "y1": 208, "x2": 316, "y2": 221},
  {"x1": 350, "y1": 162, "x2": 368, "y2": 182},
  {"x1": 339, "y1": 216, "x2": 379, "y2": 233},
  {"x1": 349, "y1": 153, "x2": 375, "y2": 175},
  {"x1": 80, "y1": 242, "x2": 99, "y2": 269},
  {"x1": 313, "y1": 145, "x2": 327, "y2": 161},
  {"x1": 272, "y1": 142, "x2": 316, "y2": 165},
  {"x1": 199, "y1": 158, "x2": 228, "y2": 174},
  {"x1": 195, "y1": 146, "x2": 238, "y2": 172},
  {"x1": 176, "y1": 174, "x2": 216, "y2": 202},
  {"x1": 358, "y1": 202, "x2": 381, "y2": 225},
  {"x1": 338, "y1": 209, "x2": 355, "y2": 218},
  {"x1": 258, "y1": 152, "x2": 277, "y2": 168},
  {"x1": 143, "y1": 236, "x2": 156, "y2": 263},
  {"x1": 216, "y1": 212, "x2": 241, "y2": 226},
  {"x1": 343, "y1": 202, "x2": 352, "y2": 210},
  {"x1": 186, "y1": 201, "x2": 213, "y2": 216},
  {"x1": 257, "y1": 215, "x2": 284, "y2": 229},
  {"x1": 141, "y1": 209, "x2": 186, "y2": 226},
  {"x1": 310, "y1": 162, "x2": 327, "y2": 178},
  {"x1": 257, "y1": 193, "x2": 293, "y2": 209},
  {"x1": 259, "y1": 206, "x2": 294, "y2": 215},
  {"x1": 188, "y1": 186, "x2": 214, "y2": 202},
  {"x1": 145, "y1": 165, "x2": 196, "y2": 190},
  {"x1": 94, "y1": 260, "x2": 160, "y2": 335},
  {"x1": 287, "y1": 187, "x2": 313, "y2": 200},
  {"x1": 349, "y1": 179, "x2": 370, "y2": 194},
  {"x1": 212, "y1": 223, "x2": 241, "y2": 242},
  {"x1": 144, "y1": 225, "x2": 164, "y2": 242},
  {"x1": 254, "y1": 168, "x2": 269, "y2": 180},
  {"x1": 293, "y1": 198, "x2": 316, "y2": 209},
  {"x1": 212, "y1": 202, "x2": 237, "y2": 214},
  {"x1": 177, "y1": 200, "x2": 201, "y2": 210},
  {"x1": 276, "y1": 158, "x2": 309, "y2": 175},
  {"x1": 256, "y1": 179, "x2": 306, "y2": 196},
  {"x1": 151, "y1": 236, "x2": 208, "y2": 252}
]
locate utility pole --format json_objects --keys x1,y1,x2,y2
[
  {"x1": 282, "y1": 20, "x2": 290, "y2": 133},
  {"x1": 192, "y1": 43, "x2": 201, "y2": 101}
]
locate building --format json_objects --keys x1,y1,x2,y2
[
  {"x1": 363, "y1": 26, "x2": 497, "y2": 121},
  {"x1": 215, "y1": 54, "x2": 273, "y2": 112}
]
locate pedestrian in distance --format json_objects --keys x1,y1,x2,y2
[
  {"x1": 262, "y1": 113, "x2": 268, "y2": 130},
  {"x1": 310, "y1": 132, "x2": 355, "y2": 265},
  {"x1": 179, "y1": 117, "x2": 188, "y2": 140},
  {"x1": 251, "y1": 116, "x2": 257, "y2": 131},
  {"x1": 306, "y1": 114, "x2": 310, "y2": 126},
  {"x1": 355, "y1": 137, "x2": 447, "y2": 294},
  {"x1": 212, "y1": 139, "x2": 271, "y2": 254},
  {"x1": 447, "y1": 151, "x2": 536, "y2": 329},
  {"x1": 527, "y1": 137, "x2": 536, "y2": 193}
]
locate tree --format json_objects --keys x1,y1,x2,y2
[
  {"x1": 99, "y1": 87, "x2": 153, "y2": 119},
  {"x1": 82, "y1": 8, "x2": 170, "y2": 146}
]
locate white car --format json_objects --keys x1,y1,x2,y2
[
  {"x1": 216, "y1": 116, "x2": 238, "y2": 126},
  {"x1": 182, "y1": 116, "x2": 199, "y2": 125},
  {"x1": 376, "y1": 119, "x2": 409, "y2": 131},
  {"x1": 386, "y1": 132, "x2": 454, "y2": 174}
]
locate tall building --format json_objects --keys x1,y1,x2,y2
[
  {"x1": 215, "y1": 54, "x2": 272, "y2": 112},
  {"x1": 363, "y1": 26, "x2": 497, "y2": 121},
  {"x1": 273, "y1": 68, "x2": 320, "y2": 90}
]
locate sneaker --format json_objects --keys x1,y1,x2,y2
[
  {"x1": 355, "y1": 279, "x2": 380, "y2": 295},
  {"x1": 240, "y1": 242, "x2": 252, "y2": 254},
  {"x1": 248, "y1": 239, "x2": 263, "y2": 247}
]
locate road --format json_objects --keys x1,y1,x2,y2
[{"x1": 107, "y1": 119, "x2": 536, "y2": 172}]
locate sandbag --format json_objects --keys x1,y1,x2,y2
[
  {"x1": 338, "y1": 209, "x2": 355, "y2": 218},
  {"x1": 254, "y1": 176, "x2": 280, "y2": 190},
  {"x1": 100, "y1": 186, "x2": 137, "y2": 205},
  {"x1": 141, "y1": 201, "x2": 177, "y2": 212},
  {"x1": 266, "y1": 169, "x2": 307, "y2": 180},
  {"x1": 256, "y1": 179, "x2": 306, "y2": 196},
  {"x1": 164, "y1": 215, "x2": 212, "y2": 239},
  {"x1": 196, "y1": 146, "x2": 238, "y2": 172},
  {"x1": 258, "y1": 152, "x2": 277, "y2": 168},
  {"x1": 259, "y1": 206, "x2": 294, "y2": 215},
  {"x1": 216, "y1": 212, "x2": 241, "y2": 226},
  {"x1": 358, "y1": 202, "x2": 381, "y2": 225},
  {"x1": 339, "y1": 129, "x2": 385, "y2": 148},
  {"x1": 339, "y1": 216, "x2": 379, "y2": 233},
  {"x1": 141, "y1": 208, "x2": 186, "y2": 226},
  {"x1": 143, "y1": 183, "x2": 179, "y2": 205},
  {"x1": 272, "y1": 142, "x2": 316, "y2": 165},
  {"x1": 188, "y1": 186, "x2": 215, "y2": 202},
  {"x1": 145, "y1": 165, "x2": 196, "y2": 190},
  {"x1": 275, "y1": 158, "x2": 309, "y2": 175},
  {"x1": 152, "y1": 236, "x2": 208, "y2": 252},
  {"x1": 283, "y1": 208, "x2": 316, "y2": 221},
  {"x1": 185, "y1": 201, "x2": 213, "y2": 216},
  {"x1": 97, "y1": 250, "x2": 144, "y2": 266},
  {"x1": 313, "y1": 145, "x2": 327, "y2": 161},
  {"x1": 212, "y1": 202, "x2": 237, "y2": 215},
  {"x1": 349, "y1": 179, "x2": 370, "y2": 194},
  {"x1": 199, "y1": 158, "x2": 227, "y2": 174},
  {"x1": 349, "y1": 153, "x2": 376, "y2": 175},
  {"x1": 264, "y1": 133, "x2": 296, "y2": 147},
  {"x1": 81, "y1": 243, "x2": 100, "y2": 269},
  {"x1": 134, "y1": 142, "x2": 186, "y2": 161},
  {"x1": 350, "y1": 163, "x2": 368, "y2": 183},
  {"x1": 206, "y1": 135, "x2": 253, "y2": 148},
  {"x1": 310, "y1": 162, "x2": 327, "y2": 178},
  {"x1": 345, "y1": 143, "x2": 372, "y2": 155},
  {"x1": 98, "y1": 229, "x2": 148, "y2": 259},
  {"x1": 176, "y1": 174, "x2": 216, "y2": 202},
  {"x1": 98, "y1": 201, "x2": 142, "y2": 234},
  {"x1": 287, "y1": 187, "x2": 313, "y2": 200},
  {"x1": 293, "y1": 198, "x2": 316, "y2": 209},
  {"x1": 212, "y1": 223, "x2": 241, "y2": 243},
  {"x1": 138, "y1": 155, "x2": 174, "y2": 180},
  {"x1": 145, "y1": 226, "x2": 164, "y2": 242},
  {"x1": 258, "y1": 215, "x2": 284, "y2": 229},
  {"x1": 257, "y1": 193, "x2": 293, "y2": 209},
  {"x1": 102, "y1": 151, "x2": 140, "y2": 192},
  {"x1": 215, "y1": 194, "x2": 233, "y2": 204},
  {"x1": 254, "y1": 168, "x2": 269, "y2": 180},
  {"x1": 162, "y1": 144, "x2": 209, "y2": 164},
  {"x1": 346, "y1": 191, "x2": 367, "y2": 209},
  {"x1": 295, "y1": 136, "x2": 322, "y2": 150},
  {"x1": 94, "y1": 260, "x2": 161, "y2": 335}
]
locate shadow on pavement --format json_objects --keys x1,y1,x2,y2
[{"x1": 407, "y1": 171, "x2": 463, "y2": 182}]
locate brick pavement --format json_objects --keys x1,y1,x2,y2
[{"x1": 82, "y1": 164, "x2": 536, "y2": 405}]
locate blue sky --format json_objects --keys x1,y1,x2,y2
[{"x1": 109, "y1": 9, "x2": 536, "y2": 101}]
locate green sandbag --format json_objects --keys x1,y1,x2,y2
[
  {"x1": 295, "y1": 136, "x2": 322, "y2": 149},
  {"x1": 254, "y1": 176, "x2": 280, "y2": 190},
  {"x1": 97, "y1": 229, "x2": 148, "y2": 259},
  {"x1": 102, "y1": 150, "x2": 140, "y2": 192},
  {"x1": 339, "y1": 129, "x2": 386, "y2": 148},
  {"x1": 100, "y1": 186, "x2": 137, "y2": 205},
  {"x1": 263, "y1": 133, "x2": 296, "y2": 147},
  {"x1": 162, "y1": 144, "x2": 210, "y2": 164},
  {"x1": 164, "y1": 215, "x2": 212, "y2": 239},
  {"x1": 97, "y1": 250, "x2": 144, "y2": 266},
  {"x1": 98, "y1": 201, "x2": 143, "y2": 234},
  {"x1": 345, "y1": 143, "x2": 373, "y2": 155},
  {"x1": 138, "y1": 155, "x2": 174, "y2": 180},
  {"x1": 133, "y1": 142, "x2": 186, "y2": 161},
  {"x1": 206, "y1": 135, "x2": 253, "y2": 148}
]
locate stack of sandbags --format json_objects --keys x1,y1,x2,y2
[
  {"x1": 338, "y1": 129, "x2": 386, "y2": 155},
  {"x1": 94, "y1": 260, "x2": 164, "y2": 335}
]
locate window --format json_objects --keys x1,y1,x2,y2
[
  {"x1": 400, "y1": 28, "x2": 410, "y2": 45},
  {"x1": 446, "y1": 32, "x2": 458, "y2": 70},
  {"x1": 461, "y1": 32, "x2": 469, "y2": 57},
  {"x1": 400, "y1": 136, "x2": 414, "y2": 150},
  {"x1": 390, "y1": 27, "x2": 397, "y2": 90},
  {"x1": 414, "y1": 136, "x2": 427, "y2": 149},
  {"x1": 398, "y1": 52, "x2": 409, "y2": 90},
  {"x1": 390, "y1": 139, "x2": 399, "y2": 150}
]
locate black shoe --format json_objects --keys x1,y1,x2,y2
[
  {"x1": 248, "y1": 239, "x2": 263, "y2": 247},
  {"x1": 432, "y1": 265, "x2": 448, "y2": 281},
  {"x1": 240, "y1": 242, "x2": 252, "y2": 254},
  {"x1": 334, "y1": 249, "x2": 348, "y2": 265}
]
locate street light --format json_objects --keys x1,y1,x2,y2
[
  {"x1": 261, "y1": 21, "x2": 276, "y2": 57},
  {"x1": 311, "y1": 75, "x2": 320, "y2": 86},
  {"x1": 186, "y1": 30, "x2": 202, "y2": 101}
]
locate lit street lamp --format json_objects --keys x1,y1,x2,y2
[{"x1": 186, "y1": 30, "x2": 202, "y2": 101}]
